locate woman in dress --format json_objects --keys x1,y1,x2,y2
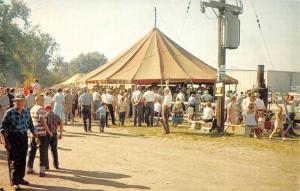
[
  {"x1": 269, "y1": 106, "x2": 285, "y2": 141},
  {"x1": 225, "y1": 96, "x2": 238, "y2": 134},
  {"x1": 52, "y1": 88, "x2": 65, "y2": 123}
]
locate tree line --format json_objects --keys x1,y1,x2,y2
[{"x1": 0, "y1": 0, "x2": 107, "y2": 87}]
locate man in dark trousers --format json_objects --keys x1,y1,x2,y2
[
  {"x1": 78, "y1": 88, "x2": 92, "y2": 132},
  {"x1": 44, "y1": 104, "x2": 63, "y2": 169},
  {"x1": 0, "y1": 93, "x2": 37, "y2": 190},
  {"x1": 132, "y1": 86, "x2": 144, "y2": 127},
  {"x1": 27, "y1": 94, "x2": 53, "y2": 177},
  {"x1": 143, "y1": 86, "x2": 156, "y2": 127}
]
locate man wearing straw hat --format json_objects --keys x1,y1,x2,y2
[{"x1": 0, "y1": 93, "x2": 37, "y2": 190}]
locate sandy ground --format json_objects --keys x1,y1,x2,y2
[{"x1": 1, "y1": 119, "x2": 300, "y2": 191}]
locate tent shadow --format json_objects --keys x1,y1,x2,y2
[
  {"x1": 54, "y1": 168, "x2": 130, "y2": 179},
  {"x1": 38, "y1": 168, "x2": 150, "y2": 190}
]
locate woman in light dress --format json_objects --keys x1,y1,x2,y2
[
  {"x1": 52, "y1": 88, "x2": 65, "y2": 122},
  {"x1": 269, "y1": 106, "x2": 286, "y2": 141},
  {"x1": 225, "y1": 96, "x2": 238, "y2": 134}
]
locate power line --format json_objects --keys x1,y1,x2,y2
[
  {"x1": 179, "y1": 0, "x2": 192, "y2": 37},
  {"x1": 204, "y1": 8, "x2": 218, "y2": 20},
  {"x1": 250, "y1": 0, "x2": 279, "y2": 87}
]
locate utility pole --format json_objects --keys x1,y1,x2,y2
[
  {"x1": 200, "y1": 0, "x2": 243, "y2": 132},
  {"x1": 217, "y1": 0, "x2": 226, "y2": 132}
]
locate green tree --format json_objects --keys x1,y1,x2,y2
[
  {"x1": 0, "y1": 0, "x2": 60, "y2": 87},
  {"x1": 0, "y1": 0, "x2": 30, "y2": 84},
  {"x1": 0, "y1": 1, "x2": 107, "y2": 87},
  {"x1": 69, "y1": 52, "x2": 107, "y2": 74}
]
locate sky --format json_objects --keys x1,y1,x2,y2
[{"x1": 14, "y1": 0, "x2": 300, "y2": 72}]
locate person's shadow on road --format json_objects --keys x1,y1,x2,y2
[{"x1": 23, "y1": 168, "x2": 151, "y2": 190}]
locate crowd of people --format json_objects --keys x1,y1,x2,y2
[
  {"x1": 0, "y1": 79, "x2": 298, "y2": 190},
  {"x1": 224, "y1": 91, "x2": 297, "y2": 140}
]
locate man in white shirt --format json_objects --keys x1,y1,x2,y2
[
  {"x1": 287, "y1": 95, "x2": 296, "y2": 116},
  {"x1": 285, "y1": 95, "x2": 298, "y2": 136},
  {"x1": 131, "y1": 86, "x2": 143, "y2": 126},
  {"x1": 44, "y1": 91, "x2": 52, "y2": 105},
  {"x1": 32, "y1": 79, "x2": 41, "y2": 94},
  {"x1": 201, "y1": 90, "x2": 213, "y2": 102},
  {"x1": 162, "y1": 81, "x2": 172, "y2": 134},
  {"x1": 255, "y1": 93, "x2": 265, "y2": 111},
  {"x1": 102, "y1": 89, "x2": 116, "y2": 126},
  {"x1": 154, "y1": 101, "x2": 162, "y2": 126},
  {"x1": 224, "y1": 93, "x2": 231, "y2": 121},
  {"x1": 237, "y1": 92, "x2": 245, "y2": 109},
  {"x1": 143, "y1": 86, "x2": 156, "y2": 126},
  {"x1": 203, "y1": 102, "x2": 215, "y2": 121},
  {"x1": 242, "y1": 92, "x2": 252, "y2": 113},
  {"x1": 188, "y1": 94, "x2": 197, "y2": 120},
  {"x1": 25, "y1": 89, "x2": 36, "y2": 110},
  {"x1": 176, "y1": 89, "x2": 185, "y2": 102}
]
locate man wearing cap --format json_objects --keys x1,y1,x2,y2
[
  {"x1": 78, "y1": 88, "x2": 92, "y2": 132},
  {"x1": 27, "y1": 94, "x2": 53, "y2": 177},
  {"x1": 44, "y1": 104, "x2": 63, "y2": 169},
  {"x1": 0, "y1": 93, "x2": 37, "y2": 190},
  {"x1": 0, "y1": 86, "x2": 10, "y2": 125}
]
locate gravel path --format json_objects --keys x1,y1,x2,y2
[{"x1": 0, "y1": 122, "x2": 299, "y2": 191}]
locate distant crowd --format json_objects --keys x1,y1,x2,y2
[{"x1": 0, "y1": 79, "x2": 298, "y2": 190}]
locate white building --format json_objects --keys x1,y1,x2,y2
[{"x1": 225, "y1": 69, "x2": 300, "y2": 93}]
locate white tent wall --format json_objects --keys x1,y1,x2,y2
[
  {"x1": 225, "y1": 70, "x2": 258, "y2": 93},
  {"x1": 266, "y1": 71, "x2": 292, "y2": 93},
  {"x1": 226, "y1": 69, "x2": 300, "y2": 93},
  {"x1": 291, "y1": 72, "x2": 300, "y2": 87}
]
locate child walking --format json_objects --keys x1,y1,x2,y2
[
  {"x1": 96, "y1": 103, "x2": 107, "y2": 132},
  {"x1": 243, "y1": 103, "x2": 257, "y2": 137},
  {"x1": 269, "y1": 106, "x2": 286, "y2": 141}
]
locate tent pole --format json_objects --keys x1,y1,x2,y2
[
  {"x1": 105, "y1": 79, "x2": 108, "y2": 92},
  {"x1": 190, "y1": 80, "x2": 194, "y2": 91}
]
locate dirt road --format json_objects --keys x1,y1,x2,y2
[{"x1": 1, "y1": 121, "x2": 299, "y2": 191}]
